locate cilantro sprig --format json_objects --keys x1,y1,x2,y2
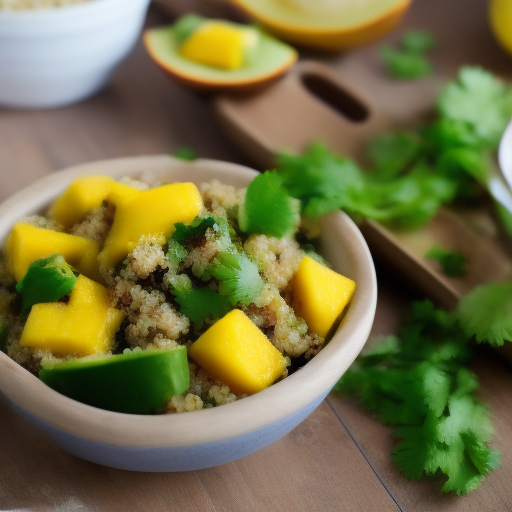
[
  {"x1": 335, "y1": 301, "x2": 500, "y2": 495},
  {"x1": 425, "y1": 246, "x2": 468, "y2": 277}
]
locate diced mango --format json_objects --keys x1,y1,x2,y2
[
  {"x1": 292, "y1": 255, "x2": 356, "y2": 338},
  {"x1": 20, "y1": 274, "x2": 124, "y2": 356},
  {"x1": 49, "y1": 176, "x2": 140, "y2": 229},
  {"x1": 188, "y1": 309, "x2": 287, "y2": 395},
  {"x1": 6, "y1": 223, "x2": 102, "y2": 282},
  {"x1": 99, "y1": 182, "x2": 203, "y2": 270},
  {"x1": 179, "y1": 22, "x2": 247, "y2": 70}
]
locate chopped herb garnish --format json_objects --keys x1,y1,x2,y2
[
  {"x1": 401, "y1": 30, "x2": 436, "y2": 54},
  {"x1": 211, "y1": 251, "x2": 264, "y2": 306},
  {"x1": 425, "y1": 246, "x2": 468, "y2": 277},
  {"x1": 174, "y1": 287, "x2": 231, "y2": 328},
  {"x1": 172, "y1": 216, "x2": 219, "y2": 245},
  {"x1": 238, "y1": 171, "x2": 299, "y2": 238},
  {"x1": 172, "y1": 146, "x2": 198, "y2": 161},
  {"x1": 335, "y1": 300, "x2": 500, "y2": 495},
  {"x1": 15, "y1": 254, "x2": 77, "y2": 312},
  {"x1": 457, "y1": 281, "x2": 512, "y2": 346},
  {"x1": 166, "y1": 239, "x2": 188, "y2": 272},
  {"x1": 380, "y1": 46, "x2": 432, "y2": 80},
  {"x1": 173, "y1": 14, "x2": 205, "y2": 45}
]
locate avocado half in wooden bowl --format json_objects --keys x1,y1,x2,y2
[
  {"x1": 227, "y1": 0, "x2": 413, "y2": 51},
  {"x1": 144, "y1": 14, "x2": 298, "y2": 93}
]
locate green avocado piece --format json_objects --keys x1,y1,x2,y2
[
  {"x1": 15, "y1": 254, "x2": 77, "y2": 312},
  {"x1": 39, "y1": 347, "x2": 190, "y2": 415},
  {"x1": 144, "y1": 23, "x2": 297, "y2": 89}
]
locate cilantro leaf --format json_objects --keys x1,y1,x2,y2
[
  {"x1": 401, "y1": 30, "x2": 436, "y2": 54},
  {"x1": 437, "y1": 67, "x2": 512, "y2": 146},
  {"x1": 425, "y1": 246, "x2": 467, "y2": 277},
  {"x1": 166, "y1": 239, "x2": 188, "y2": 272},
  {"x1": 211, "y1": 251, "x2": 264, "y2": 306},
  {"x1": 335, "y1": 300, "x2": 499, "y2": 495},
  {"x1": 457, "y1": 281, "x2": 512, "y2": 346},
  {"x1": 172, "y1": 216, "x2": 219, "y2": 245},
  {"x1": 239, "y1": 172, "x2": 300, "y2": 238},
  {"x1": 367, "y1": 132, "x2": 422, "y2": 178},
  {"x1": 172, "y1": 146, "x2": 198, "y2": 161},
  {"x1": 381, "y1": 46, "x2": 432, "y2": 79},
  {"x1": 174, "y1": 287, "x2": 231, "y2": 328}
]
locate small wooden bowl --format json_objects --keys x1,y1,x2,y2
[{"x1": 0, "y1": 155, "x2": 377, "y2": 472}]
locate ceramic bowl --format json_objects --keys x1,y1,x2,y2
[
  {"x1": 0, "y1": 0, "x2": 150, "y2": 109},
  {"x1": 0, "y1": 155, "x2": 377, "y2": 471}
]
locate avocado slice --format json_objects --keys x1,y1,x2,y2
[
  {"x1": 39, "y1": 347, "x2": 190, "y2": 415},
  {"x1": 16, "y1": 254, "x2": 77, "y2": 312},
  {"x1": 227, "y1": 0, "x2": 412, "y2": 50},
  {"x1": 143, "y1": 22, "x2": 297, "y2": 92}
]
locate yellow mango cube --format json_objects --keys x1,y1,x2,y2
[
  {"x1": 180, "y1": 22, "x2": 247, "y2": 70},
  {"x1": 292, "y1": 255, "x2": 356, "y2": 338},
  {"x1": 6, "y1": 223, "x2": 102, "y2": 282},
  {"x1": 188, "y1": 309, "x2": 287, "y2": 395},
  {"x1": 99, "y1": 182, "x2": 203, "y2": 270},
  {"x1": 20, "y1": 274, "x2": 124, "y2": 356},
  {"x1": 49, "y1": 176, "x2": 141, "y2": 229}
]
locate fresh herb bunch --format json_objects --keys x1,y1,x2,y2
[
  {"x1": 278, "y1": 67, "x2": 512, "y2": 231},
  {"x1": 335, "y1": 301, "x2": 501, "y2": 495}
]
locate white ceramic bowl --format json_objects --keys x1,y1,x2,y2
[
  {"x1": 0, "y1": 156, "x2": 377, "y2": 471},
  {"x1": 0, "y1": 0, "x2": 150, "y2": 109}
]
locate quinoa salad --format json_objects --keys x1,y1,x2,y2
[{"x1": 0, "y1": 171, "x2": 355, "y2": 415}]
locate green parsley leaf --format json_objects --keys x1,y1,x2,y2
[
  {"x1": 381, "y1": 46, "x2": 432, "y2": 80},
  {"x1": 174, "y1": 287, "x2": 231, "y2": 327},
  {"x1": 425, "y1": 246, "x2": 467, "y2": 277},
  {"x1": 239, "y1": 172, "x2": 299, "y2": 238},
  {"x1": 437, "y1": 67, "x2": 512, "y2": 147},
  {"x1": 457, "y1": 281, "x2": 512, "y2": 346},
  {"x1": 401, "y1": 30, "x2": 436, "y2": 53},
  {"x1": 211, "y1": 251, "x2": 264, "y2": 306},
  {"x1": 172, "y1": 146, "x2": 198, "y2": 161},
  {"x1": 335, "y1": 300, "x2": 499, "y2": 495}
]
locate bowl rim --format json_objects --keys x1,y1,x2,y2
[{"x1": 0, "y1": 155, "x2": 377, "y2": 447}]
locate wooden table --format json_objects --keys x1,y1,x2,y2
[{"x1": 1, "y1": 1, "x2": 512, "y2": 510}]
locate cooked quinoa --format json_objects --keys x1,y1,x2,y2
[{"x1": 0, "y1": 177, "x2": 331, "y2": 413}]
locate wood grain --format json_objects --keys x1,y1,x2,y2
[{"x1": 1, "y1": 1, "x2": 512, "y2": 511}]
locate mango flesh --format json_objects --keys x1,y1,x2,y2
[
  {"x1": 99, "y1": 182, "x2": 203, "y2": 270},
  {"x1": 20, "y1": 274, "x2": 124, "y2": 357},
  {"x1": 179, "y1": 22, "x2": 249, "y2": 70},
  {"x1": 188, "y1": 309, "x2": 287, "y2": 394},
  {"x1": 292, "y1": 255, "x2": 356, "y2": 338},
  {"x1": 49, "y1": 175, "x2": 140, "y2": 229},
  {"x1": 6, "y1": 223, "x2": 102, "y2": 283}
]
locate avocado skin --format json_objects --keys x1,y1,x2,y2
[{"x1": 39, "y1": 347, "x2": 190, "y2": 415}]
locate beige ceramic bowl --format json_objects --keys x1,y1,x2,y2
[{"x1": 0, "y1": 155, "x2": 377, "y2": 471}]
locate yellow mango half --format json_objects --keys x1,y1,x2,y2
[
  {"x1": 99, "y1": 182, "x2": 202, "y2": 270},
  {"x1": 188, "y1": 309, "x2": 287, "y2": 394},
  {"x1": 20, "y1": 274, "x2": 124, "y2": 356},
  {"x1": 292, "y1": 255, "x2": 356, "y2": 338},
  {"x1": 180, "y1": 22, "x2": 248, "y2": 70},
  {"x1": 6, "y1": 223, "x2": 102, "y2": 282},
  {"x1": 49, "y1": 175, "x2": 140, "y2": 229}
]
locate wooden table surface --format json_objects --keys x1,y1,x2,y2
[{"x1": 2, "y1": 1, "x2": 512, "y2": 511}]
